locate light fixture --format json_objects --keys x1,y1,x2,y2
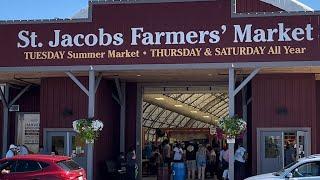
[
  {"x1": 137, "y1": 74, "x2": 141, "y2": 77},
  {"x1": 190, "y1": 111, "x2": 198, "y2": 113},
  {"x1": 203, "y1": 115, "x2": 210, "y2": 118},
  {"x1": 174, "y1": 105, "x2": 183, "y2": 107},
  {"x1": 155, "y1": 97, "x2": 164, "y2": 101}
]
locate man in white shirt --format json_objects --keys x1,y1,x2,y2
[
  {"x1": 173, "y1": 143, "x2": 183, "y2": 162},
  {"x1": 234, "y1": 142, "x2": 247, "y2": 180},
  {"x1": 6, "y1": 144, "x2": 17, "y2": 158}
]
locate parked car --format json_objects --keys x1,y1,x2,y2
[
  {"x1": 0, "y1": 154, "x2": 86, "y2": 180},
  {"x1": 245, "y1": 154, "x2": 320, "y2": 180}
]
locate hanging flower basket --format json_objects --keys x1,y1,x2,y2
[
  {"x1": 72, "y1": 118, "x2": 104, "y2": 144},
  {"x1": 217, "y1": 116, "x2": 246, "y2": 139}
]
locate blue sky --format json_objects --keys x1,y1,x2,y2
[
  {"x1": 300, "y1": 0, "x2": 320, "y2": 10},
  {"x1": 0, "y1": 0, "x2": 319, "y2": 20},
  {"x1": 0, "y1": 0, "x2": 88, "y2": 20}
]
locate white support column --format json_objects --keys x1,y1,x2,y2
[
  {"x1": 228, "y1": 68, "x2": 235, "y2": 180},
  {"x1": 66, "y1": 69, "x2": 99, "y2": 180},
  {"x1": 87, "y1": 69, "x2": 95, "y2": 180},
  {"x1": 228, "y1": 67, "x2": 260, "y2": 180},
  {"x1": 229, "y1": 68, "x2": 235, "y2": 116},
  {"x1": 1, "y1": 84, "x2": 31, "y2": 158}
]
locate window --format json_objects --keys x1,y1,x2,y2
[
  {"x1": 265, "y1": 136, "x2": 281, "y2": 158},
  {"x1": 15, "y1": 160, "x2": 41, "y2": 172},
  {"x1": 292, "y1": 162, "x2": 320, "y2": 177},
  {"x1": 0, "y1": 160, "x2": 16, "y2": 172},
  {"x1": 57, "y1": 160, "x2": 80, "y2": 171},
  {"x1": 39, "y1": 161, "x2": 50, "y2": 169}
]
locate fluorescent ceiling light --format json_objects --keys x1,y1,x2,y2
[
  {"x1": 155, "y1": 97, "x2": 164, "y2": 100},
  {"x1": 203, "y1": 115, "x2": 210, "y2": 118},
  {"x1": 190, "y1": 110, "x2": 198, "y2": 113},
  {"x1": 174, "y1": 105, "x2": 183, "y2": 107}
]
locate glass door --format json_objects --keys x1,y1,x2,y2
[
  {"x1": 296, "y1": 131, "x2": 310, "y2": 159},
  {"x1": 70, "y1": 133, "x2": 87, "y2": 169},
  {"x1": 46, "y1": 131, "x2": 87, "y2": 169},
  {"x1": 47, "y1": 131, "x2": 67, "y2": 156},
  {"x1": 260, "y1": 131, "x2": 284, "y2": 174}
]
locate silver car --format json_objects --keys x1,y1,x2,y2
[{"x1": 245, "y1": 155, "x2": 320, "y2": 180}]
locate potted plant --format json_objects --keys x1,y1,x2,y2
[
  {"x1": 72, "y1": 118, "x2": 104, "y2": 144},
  {"x1": 217, "y1": 116, "x2": 246, "y2": 142}
]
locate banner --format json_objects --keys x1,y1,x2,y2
[{"x1": 0, "y1": 0, "x2": 319, "y2": 67}]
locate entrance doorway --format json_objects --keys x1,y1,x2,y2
[
  {"x1": 44, "y1": 129, "x2": 87, "y2": 169},
  {"x1": 258, "y1": 128, "x2": 311, "y2": 174},
  {"x1": 140, "y1": 85, "x2": 229, "y2": 179}
]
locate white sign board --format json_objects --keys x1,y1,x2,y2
[{"x1": 17, "y1": 113, "x2": 40, "y2": 153}]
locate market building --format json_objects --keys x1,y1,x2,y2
[{"x1": 0, "y1": 0, "x2": 320, "y2": 179}]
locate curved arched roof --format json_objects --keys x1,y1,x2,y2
[{"x1": 143, "y1": 92, "x2": 229, "y2": 141}]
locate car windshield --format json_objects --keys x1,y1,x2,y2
[{"x1": 273, "y1": 161, "x2": 299, "y2": 176}]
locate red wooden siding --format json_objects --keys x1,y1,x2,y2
[
  {"x1": 9, "y1": 87, "x2": 40, "y2": 146},
  {"x1": 40, "y1": 77, "x2": 120, "y2": 179},
  {"x1": 237, "y1": 0, "x2": 282, "y2": 13},
  {"x1": 94, "y1": 79, "x2": 120, "y2": 178},
  {"x1": 251, "y1": 74, "x2": 317, "y2": 174},
  {"x1": 125, "y1": 83, "x2": 137, "y2": 152},
  {"x1": 40, "y1": 77, "x2": 88, "y2": 134},
  {"x1": 0, "y1": 86, "x2": 40, "y2": 157}
]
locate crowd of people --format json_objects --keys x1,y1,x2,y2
[
  {"x1": 5, "y1": 144, "x2": 31, "y2": 158},
  {"x1": 143, "y1": 139, "x2": 248, "y2": 180},
  {"x1": 5, "y1": 144, "x2": 56, "y2": 158}
]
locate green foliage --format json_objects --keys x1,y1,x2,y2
[
  {"x1": 72, "y1": 118, "x2": 104, "y2": 143},
  {"x1": 217, "y1": 116, "x2": 246, "y2": 138}
]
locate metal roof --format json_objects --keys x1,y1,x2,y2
[
  {"x1": 261, "y1": 0, "x2": 313, "y2": 12},
  {"x1": 142, "y1": 92, "x2": 229, "y2": 141}
]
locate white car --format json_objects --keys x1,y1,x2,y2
[{"x1": 245, "y1": 155, "x2": 320, "y2": 180}]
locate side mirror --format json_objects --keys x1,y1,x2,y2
[{"x1": 286, "y1": 172, "x2": 293, "y2": 179}]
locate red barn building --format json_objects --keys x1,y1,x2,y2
[{"x1": 0, "y1": 0, "x2": 319, "y2": 179}]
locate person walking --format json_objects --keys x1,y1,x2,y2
[
  {"x1": 186, "y1": 143, "x2": 196, "y2": 179},
  {"x1": 18, "y1": 145, "x2": 29, "y2": 155},
  {"x1": 207, "y1": 145, "x2": 216, "y2": 178},
  {"x1": 173, "y1": 143, "x2": 183, "y2": 162},
  {"x1": 6, "y1": 144, "x2": 18, "y2": 158},
  {"x1": 218, "y1": 144, "x2": 229, "y2": 180},
  {"x1": 162, "y1": 139, "x2": 171, "y2": 165},
  {"x1": 284, "y1": 142, "x2": 296, "y2": 166},
  {"x1": 196, "y1": 145, "x2": 207, "y2": 180},
  {"x1": 234, "y1": 142, "x2": 247, "y2": 180},
  {"x1": 126, "y1": 146, "x2": 137, "y2": 180},
  {"x1": 219, "y1": 145, "x2": 229, "y2": 170}
]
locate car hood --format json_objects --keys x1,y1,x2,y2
[{"x1": 245, "y1": 173, "x2": 282, "y2": 180}]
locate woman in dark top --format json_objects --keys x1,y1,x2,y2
[
  {"x1": 186, "y1": 143, "x2": 197, "y2": 179},
  {"x1": 127, "y1": 146, "x2": 137, "y2": 180}
]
